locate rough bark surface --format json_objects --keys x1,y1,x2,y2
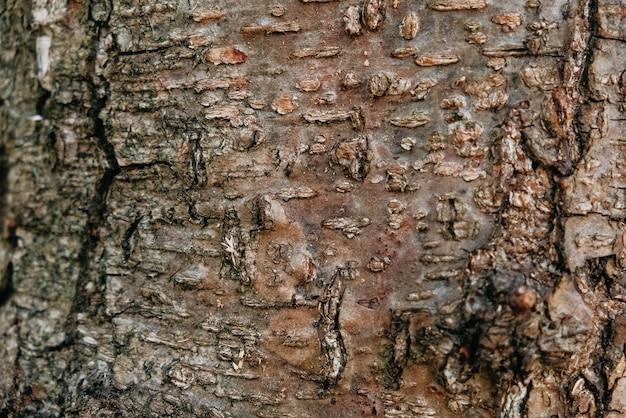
[{"x1": 1, "y1": 0, "x2": 626, "y2": 417}]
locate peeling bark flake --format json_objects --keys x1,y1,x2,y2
[
  {"x1": 428, "y1": 0, "x2": 488, "y2": 11},
  {"x1": 208, "y1": 47, "x2": 247, "y2": 64}
]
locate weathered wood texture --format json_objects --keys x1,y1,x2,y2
[{"x1": 1, "y1": 0, "x2": 626, "y2": 416}]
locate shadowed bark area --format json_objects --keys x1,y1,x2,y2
[{"x1": 1, "y1": 0, "x2": 626, "y2": 417}]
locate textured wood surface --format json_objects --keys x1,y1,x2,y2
[{"x1": 1, "y1": 0, "x2": 626, "y2": 416}]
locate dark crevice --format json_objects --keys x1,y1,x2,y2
[
  {"x1": 122, "y1": 212, "x2": 143, "y2": 262},
  {"x1": 579, "y1": 0, "x2": 599, "y2": 101},
  {"x1": 35, "y1": 89, "x2": 50, "y2": 118},
  {"x1": 0, "y1": 144, "x2": 9, "y2": 227},
  {"x1": 445, "y1": 197, "x2": 458, "y2": 240},
  {"x1": 0, "y1": 142, "x2": 14, "y2": 309},
  {"x1": 0, "y1": 262, "x2": 14, "y2": 307},
  {"x1": 83, "y1": 15, "x2": 119, "y2": 247},
  {"x1": 588, "y1": 352, "x2": 608, "y2": 418},
  {"x1": 63, "y1": 10, "x2": 119, "y2": 412},
  {"x1": 593, "y1": 35, "x2": 626, "y2": 44},
  {"x1": 95, "y1": 115, "x2": 120, "y2": 182},
  {"x1": 72, "y1": 140, "x2": 118, "y2": 309},
  {"x1": 459, "y1": 317, "x2": 484, "y2": 368},
  {"x1": 69, "y1": 0, "x2": 119, "y2": 340},
  {"x1": 7, "y1": 221, "x2": 17, "y2": 249},
  {"x1": 47, "y1": 130, "x2": 59, "y2": 171},
  {"x1": 587, "y1": 0, "x2": 600, "y2": 40},
  {"x1": 187, "y1": 200, "x2": 206, "y2": 225},
  {"x1": 83, "y1": 114, "x2": 120, "y2": 255},
  {"x1": 115, "y1": 44, "x2": 175, "y2": 57},
  {"x1": 119, "y1": 161, "x2": 172, "y2": 172},
  {"x1": 598, "y1": 320, "x2": 619, "y2": 417}
]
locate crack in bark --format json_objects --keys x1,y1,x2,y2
[
  {"x1": 119, "y1": 161, "x2": 172, "y2": 172},
  {"x1": 62, "y1": 7, "x2": 120, "y2": 415},
  {"x1": 71, "y1": 12, "x2": 119, "y2": 316},
  {"x1": 0, "y1": 263, "x2": 14, "y2": 308},
  {"x1": 387, "y1": 310, "x2": 411, "y2": 389},
  {"x1": 121, "y1": 212, "x2": 143, "y2": 262},
  {"x1": 317, "y1": 269, "x2": 347, "y2": 390},
  {"x1": 0, "y1": 144, "x2": 14, "y2": 308}
]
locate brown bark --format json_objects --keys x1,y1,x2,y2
[{"x1": 1, "y1": 0, "x2": 626, "y2": 416}]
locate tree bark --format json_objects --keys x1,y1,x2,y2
[{"x1": 1, "y1": 0, "x2": 626, "y2": 416}]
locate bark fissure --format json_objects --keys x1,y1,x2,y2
[
  {"x1": 388, "y1": 310, "x2": 411, "y2": 389},
  {"x1": 0, "y1": 142, "x2": 13, "y2": 308},
  {"x1": 71, "y1": 9, "x2": 119, "y2": 317},
  {"x1": 0, "y1": 263, "x2": 14, "y2": 308},
  {"x1": 317, "y1": 269, "x2": 347, "y2": 389},
  {"x1": 61, "y1": 8, "x2": 121, "y2": 416}
]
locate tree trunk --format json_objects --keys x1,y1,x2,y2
[{"x1": 1, "y1": 0, "x2": 626, "y2": 416}]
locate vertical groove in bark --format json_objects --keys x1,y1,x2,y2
[
  {"x1": 388, "y1": 310, "x2": 411, "y2": 389},
  {"x1": 0, "y1": 144, "x2": 13, "y2": 307},
  {"x1": 72, "y1": 1, "x2": 119, "y2": 317},
  {"x1": 63, "y1": 5, "x2": 121, "y2": 412},
  {"x1": 317, "y1": 269, "x2": 347, "y2": 389}
]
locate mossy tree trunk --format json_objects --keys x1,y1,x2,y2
[{"x1": 1, "y1": 0, "x2": 626, "y2": 416}]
